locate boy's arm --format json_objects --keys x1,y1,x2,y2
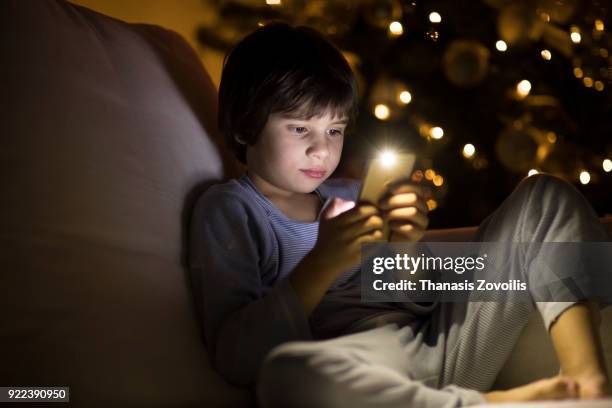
[{"x1": 189, "y1": 190, "x2": 311, "y2": 386}]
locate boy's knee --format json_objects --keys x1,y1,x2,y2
[
  {"x1": 517, "y1": 173, "x2": 582, "y2": 206},
  {"x1": 518, "y1": 172, "x2": 563, "y2": 193}
]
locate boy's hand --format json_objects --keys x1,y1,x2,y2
[
  {"x1": 313, "y1": 198, "x2": 384, "y2": 274},
  {"x1": 378, "y1": 178, "x2": 429, "y2": 243}
]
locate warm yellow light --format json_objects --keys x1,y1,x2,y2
[
  {"x1": 495, "y1": 40, "x2": 507, "y2": 52},
  {"x1": 583, "y1": 77, "x2": 594, "y2": 87},
  {"x1": 570, "y1": 32, "x2": 581, "y2": 43},
  {"x1": 603, "y1": 159, "x2": 612, "y2": 173},
  {"x1": 426, "y1": 199, "x2": 438, "y2": 211},
  {"x1": 516, "y1": 80, "x2": 531, "y2": 97},
  {"x1": 528, "y1": 169, "x2": 539, "y2": 177},
  {"x1": 573, "y1": 67, "x2": 584, "y2": 78},
  {"x1": 412, "y1": 170, "x2": 424, "y2": 182},
  {"x1": 266, "y1": 0, "x2": 281, "y2": 5},
  {"x1": 541, "y1": 49, "x2": 552, "y2": 60},
  {"x1": 429, "y1": 12, "x2": 442, "y2": 23},
  {"x1": 579, "y1": 170, "x2": 590, "y2": 184},
  {"x1": 380, "y1": 150, "x2": 397, "y2": 167},
  {"x1": 595, "y1": 19, "x2": 604, "y2": 32},
  {"x1": 374, "y1": 104, "x2": 390, "y2": 120},
  {"x1": 462, "y1": 143, "x2": 476, "y2": 158},
  {"x1": 398, "y1": 90, "x2": 412, "y2": 104},
  {"x1": 600, "y1": 48, "x2": 609, "y2": 58},
  {"x1": 425, "y1": 169, "x2": 436, "y2": 180},
  {"x1": 389, "y1": 21, "x2": 403, "y2": 36},
  {"x1": 540, "y1": 12, "x2": 550, "y2": 22},
  {"x1": 595, "y1": 81, "x2": 605, "y2": 91},
  {"x1": 430, "y1": 126, "x2": 444, "y2": 139},
  {"x1": 546, "y1": 132, "x2": 557, "y2": 143},
  {"x1": 433, "y1": 175, "x2": 444, "y2": 187}
]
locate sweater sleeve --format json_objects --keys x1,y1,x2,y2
[
  {"x1": 327, "y1": 178, "x2": 440, "y2": 310},
  {"x1": 189, "y1": 187, "x2": 312, "y2": 386}
]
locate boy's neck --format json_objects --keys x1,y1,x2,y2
[
  {"x1": 246, "y1": 170, "x2": 323, "y2": 222},
  {"x1": 246, "y1": 170, "x2": 302, "y2": 201}
]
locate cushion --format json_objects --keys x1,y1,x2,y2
[{"x1": 0, "y1": 0, "x2": 248, "y2": 406}]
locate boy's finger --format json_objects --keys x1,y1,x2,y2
[
  {"x1": 344, "y1": 214, "x2": 384, "y2": 240},
  {"x1": 389, "y1": 223, "x2": 425, "y2": 240},
  {"x1": 387, "y1": 207, "x2": 429, "y2": 229},
  {"x1": 339, "y1": 203, "x2": 380, "y2": 224},
  {"x1": 378, "y1": 183, "x2": 424, "y2": 205},
  {"x1": 379, "y1": 193, "x2": 427, "y2": 212},
  {"x1": 356, "y1": 229, "x2": 384, "y2": 245},
  {"x1": 322, "y1": 197, "x2": 356, "y2": 219}
]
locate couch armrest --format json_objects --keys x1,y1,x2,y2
[{"x1": 422, "y1": 215, "x2": 612, "y2": 242}]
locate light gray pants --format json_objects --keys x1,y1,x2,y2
[{"x1": 257, "y1": 174, "x2": 609, "y2": 408}]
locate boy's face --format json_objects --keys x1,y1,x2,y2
[{"x1": 246, "y1": 110, "x2": 347, "y2": 195}]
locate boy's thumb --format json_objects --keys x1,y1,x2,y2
[{"x1": 322, "y1": 197, "x2": 355, "y2": 219}]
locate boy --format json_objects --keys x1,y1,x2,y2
[{"x1": 189, "y1": 23, "x2": 610, "y2": 407}]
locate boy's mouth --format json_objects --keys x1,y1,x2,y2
[{"x1": 301, "y1": 168, "x2": 326, "y2": 179}]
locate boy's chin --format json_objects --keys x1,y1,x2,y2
[{"x1": 299, "y1": 176, "x2": 328, "y2": 192}]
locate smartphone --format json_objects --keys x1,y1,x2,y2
[{"x1": 358, "y1": 151, "x2": 416, "y2": 240}]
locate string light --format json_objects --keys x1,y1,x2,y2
[
  {"x1": 462, "y1": 143, "x2": 475, "y2": 158},
  {"x1": 570, "y1": 26, "x2": 581, "y2": 44},
  {"x1": 600, "y1": 48, "x2": 609, "y2": 58},
  {"x1": 427, "y1": 29, "x2": 440, "y2": 41},
  {"x1": 495, "y1": 40, "x2": 507, "y2": 52},
  {"x1": 430, "y1": 126, "x2": 444, "y2": 139},
  {"x1": 433, "y1": 175, "x2": 444, "y2": 186},
  {"x1": 595, "y1": 19, "x2": 604, "y2": 32},
  {"x1": 583, "y1": 77, "x2": 594, "y2": 87},
  {"x1": 398, "y1": 90, "x2": 412, "y2": 104},
  {"x1": 528, "y1": 169, "x2": 539, "y2": 177},
  {"x1": 389, "y1": 21, "x2": 403, "y2": 36},
  {"x1": 429, "y1": 12, "x2": 441, "y2": 23},
  {"x1": 374, "y1": 104, "x2": 390, "y2": 120},
  {"x1": 516, "y1": 80, "x2": 531, "y2": 97},
  {"x1": 594, "y1": 81, "x2": 605, "y2": 91},
  {"x1": 546, "y1": 132, "x2": 557, "y2": 143},
  {"x1": 573, "y1": 67, "x2": 584, "y2": 78},
  {"x1": 603, "y1": 159, "x2": 612, "y2": 173},
  {"x1": 265, "y1": 0, "x2": 281, "y2": 5},
  {"x1": 579, "y1": 170, "x2": 590, "y2": 184},
  {"x1": 426, "y1": 199, "x2": 438, "y2": 211},
  {"x1": 412, "y1": 170, "x2": 424, "y2": 182},
  {"x1": 540, "y1": 49, "x2": 551, "y2": 60},
  {"x1": 425, "y1": 169, "x2": 436, "y2": 180},
  {"x1": 570, "y1": 32, "x2": 581, "y2": 43}
]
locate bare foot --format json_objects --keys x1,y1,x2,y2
[
  {"x1": 483, "y1": 376, "x2": 579, "y2": 403},
  {"x1": 573, "y1": 374, "x2": 612, "y2": 399}
]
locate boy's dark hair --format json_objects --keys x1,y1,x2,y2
[{"x1": 218, "y1": 22, "x2": 359, "y2": 164}]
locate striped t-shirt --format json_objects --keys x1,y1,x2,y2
[{"x1": 188, "y1": 172, "x2": 437, "y2": 385}]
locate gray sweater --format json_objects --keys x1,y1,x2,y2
[{"x1": 189, "y1": 172, "x2": 438, "y2": 385}]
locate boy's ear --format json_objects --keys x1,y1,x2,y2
[{"x1": 234, "y1": 134, "x2": 247, "y2": 145}]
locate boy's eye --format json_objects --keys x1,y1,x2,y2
[
  {"x1": 328, "y1": 128, "x2": 344, "y2": 137},
  {"x1": 290, "y1": 126, "x2": 308, "y2": 135}
]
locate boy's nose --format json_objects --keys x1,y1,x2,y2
[{"x1": 308, "y1": 138, "x2": 330, "y2": 160}]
